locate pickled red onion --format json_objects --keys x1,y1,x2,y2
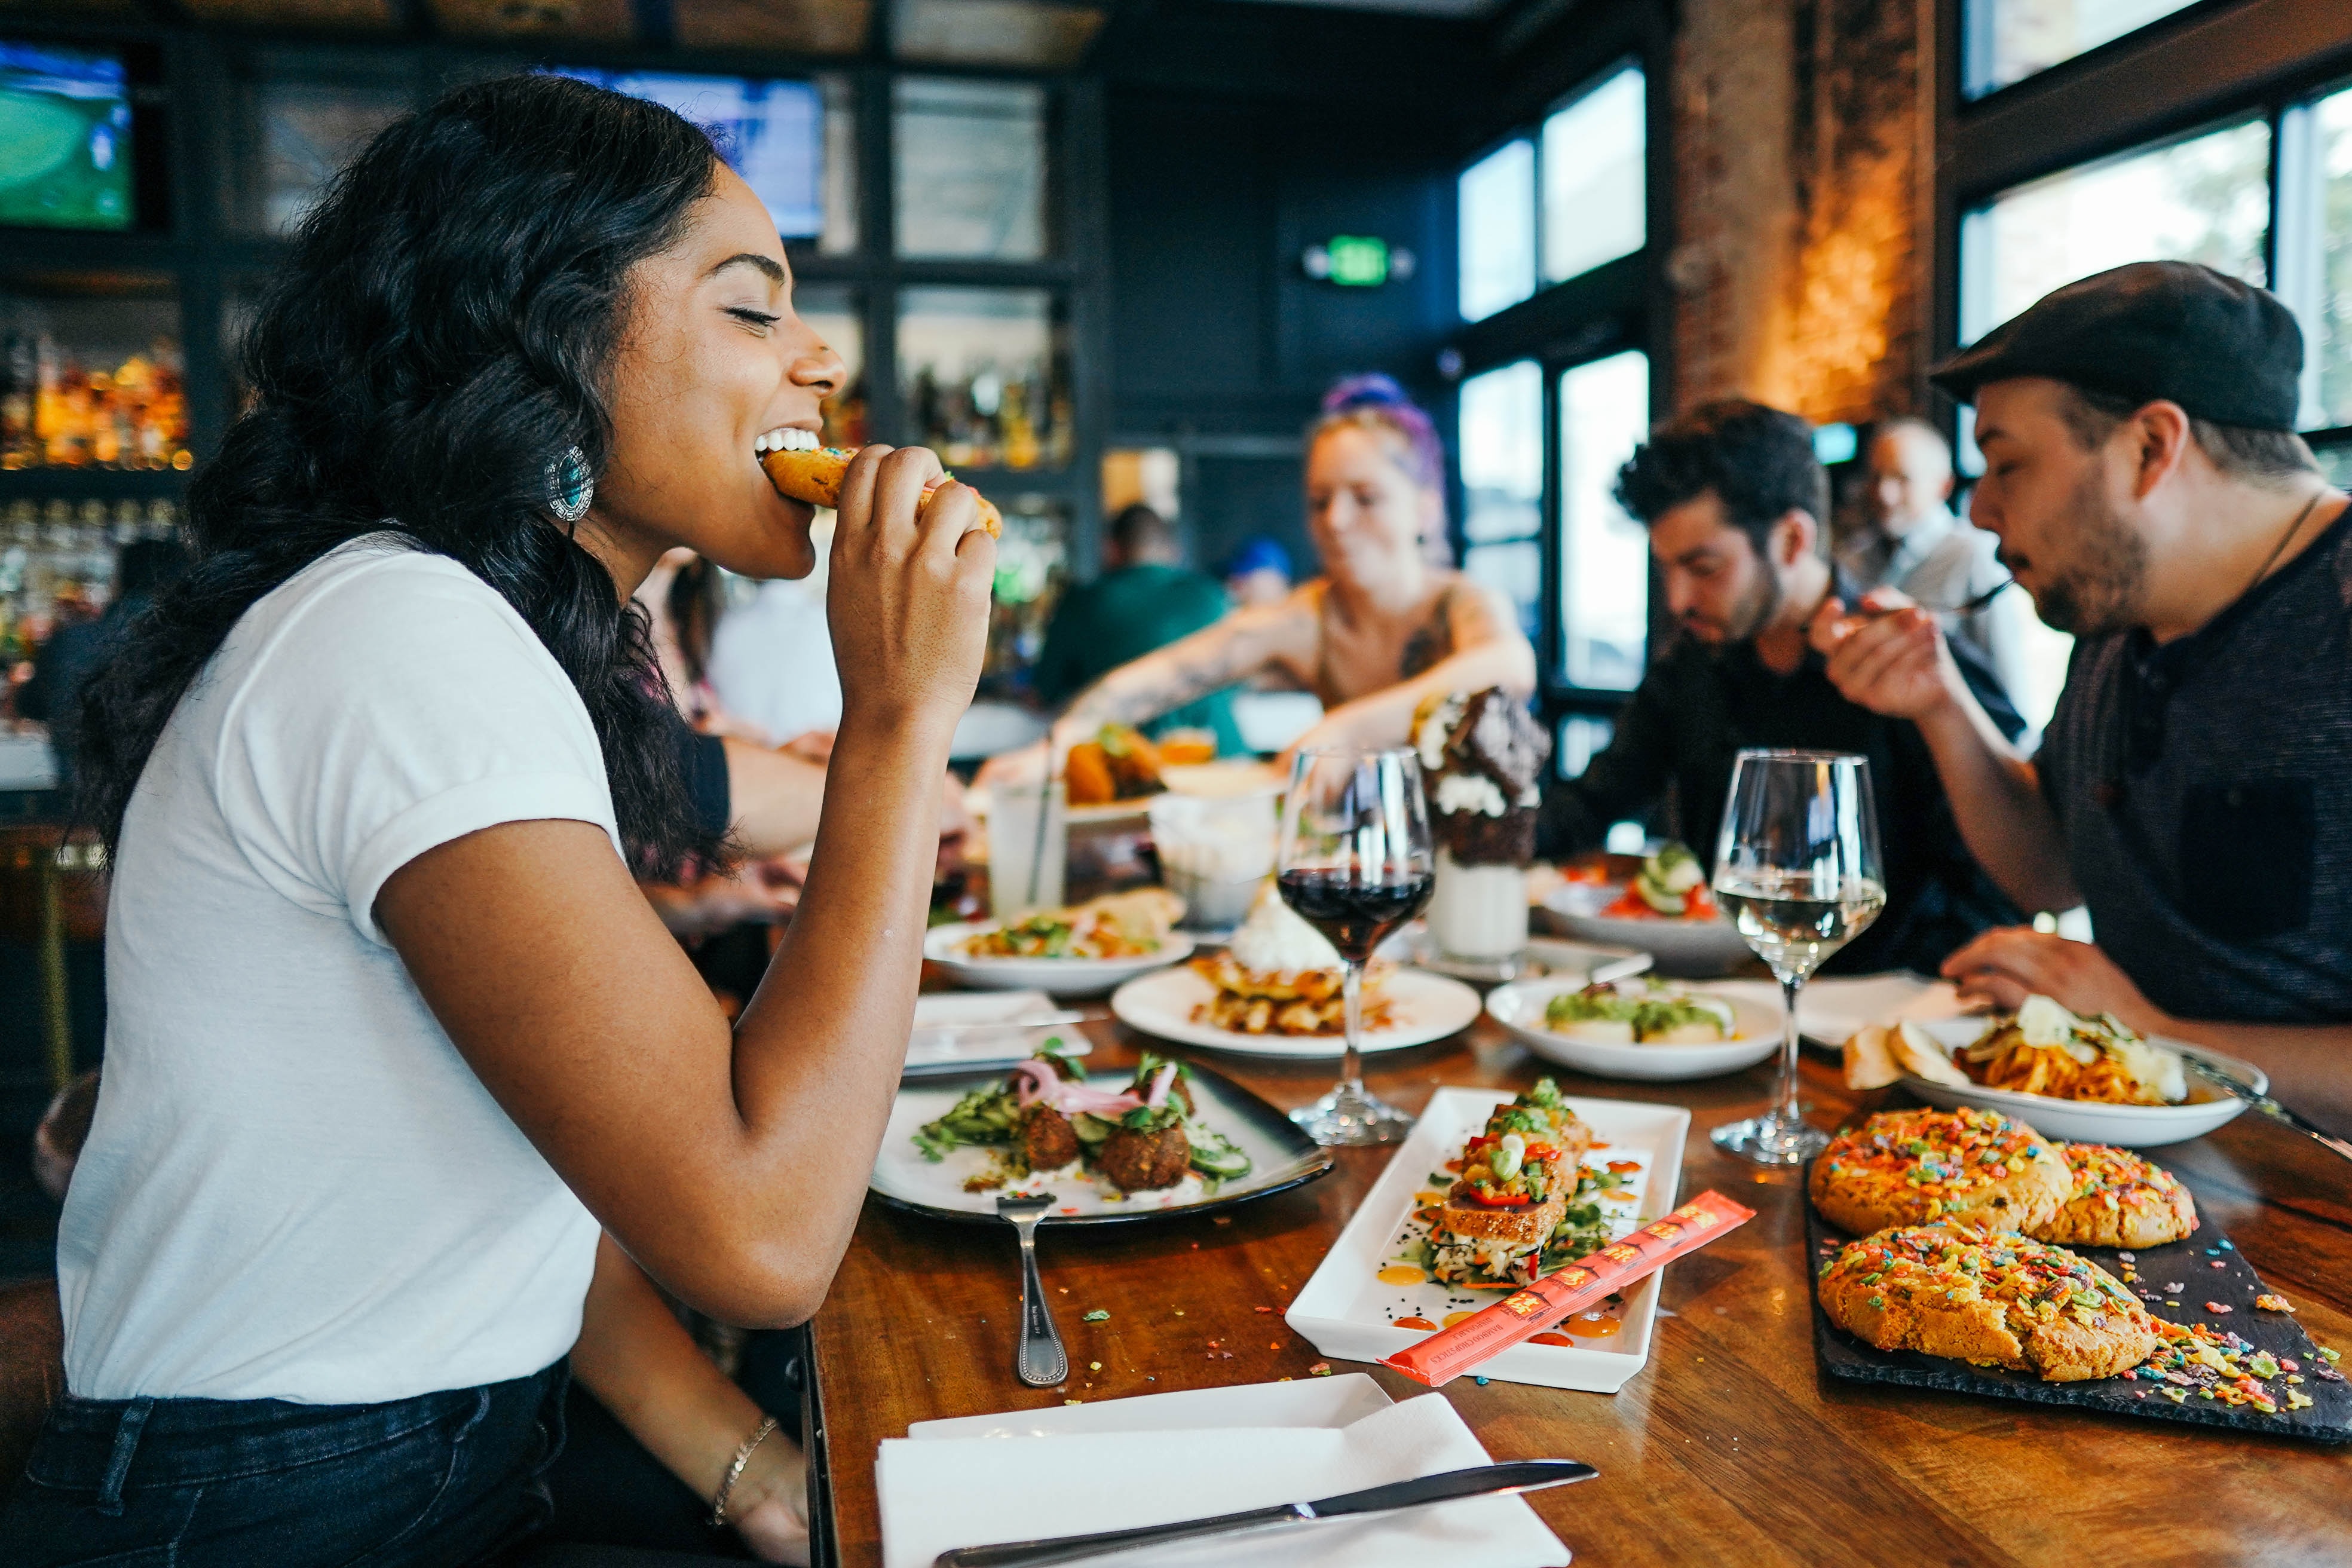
[
  {"x1": 1144, "y1": 1063, "x2": 1177, "y2": 1109},
  {"x1": 1011, "y1": 1059, "x2": 1142, "y2": 1117}
]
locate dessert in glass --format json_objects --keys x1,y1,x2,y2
[{"x1": 1412, "y1": 688, "x2": 1550, "y2": 964}]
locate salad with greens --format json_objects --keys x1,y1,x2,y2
[{"x1": 1543, "y1": 980, "x2": 1735, "y2": 1045}]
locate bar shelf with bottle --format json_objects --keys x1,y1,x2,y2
[{"x1": 0, "y1": 272, "x2": 189, "y2": 475}]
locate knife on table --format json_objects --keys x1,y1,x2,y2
[
  {"x1": 2179, "y1": 1054, "x2": 2352, "y2": 1165},
  {"x1": 932, "y1": 1460, "x2": 1598, "y2": 1568}
]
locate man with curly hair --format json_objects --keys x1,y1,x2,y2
[{"x1": 1536, "y1": 398, "x2": 2024, "y2": 974}]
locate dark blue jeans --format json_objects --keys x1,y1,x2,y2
[{"x1": 0, "y1": 1361, "x2": 568, "y2": 1567}]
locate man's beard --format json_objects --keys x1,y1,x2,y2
[
  {"x1": 1717, "y1": 566, "x2": 1784, "y2": 646},
  {"x1": 2026, "y1": 469, "x2": 2146, "y2": 638}
]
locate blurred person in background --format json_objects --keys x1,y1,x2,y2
[
  {"x1": 1817, "y1": 262, "x2": 2352, "y2": 1132},
  {"x1": 1536, "y1": 399, "x2": 2024, "y2": 975},
  {"x1": 980, "y1": 374, "x2": 1533, "y2": 782},
  {"x1": 17, "y1": 538, "x2": 188, "y2": 789},
  {"x1": 1221, "y1": 535, "x2": 1293, "y2": 610},
  {"x1": 1033, "y1": 503, "x2": 1242, "y2": 755},
  {"x1": 708, "y1": 522, "x2": 844, "y2": 749},
  {"x1": 1837, "y1": 417, "x2": 2029, "y2": 705}
]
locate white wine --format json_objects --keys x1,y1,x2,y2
[{"x1": 1716, "y1": 875, "x2": 1886, "y2": 981}]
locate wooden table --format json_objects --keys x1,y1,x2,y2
[{"x1": 808, "y1": 1010, "x2": 2352, "y2": 1567}]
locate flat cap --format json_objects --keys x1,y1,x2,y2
[{"x1": 1930, "y1": 261, "x2": 2303, "y2": 430}]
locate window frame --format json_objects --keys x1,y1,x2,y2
[
  {"x1": 1936, "y1": 0, "x2": 2352, "y2": 467},
  {"x1": 1446, "y1": 2, "x2": 1672, "y2": 733}
]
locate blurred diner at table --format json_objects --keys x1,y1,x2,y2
[
  {"x1": 1536, "y1": 399, "x2": 2025, "y2": 976},
  {"x1": 979, "y1": 374, "x2": 1535, "y2": 784}
]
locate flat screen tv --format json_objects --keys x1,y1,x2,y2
[
  {"x1": 552, "y1": 70, "x2": 823, "y2": 240},
  {"x1": 0, "y1": 43, "x2": 131, "y2": 231}
]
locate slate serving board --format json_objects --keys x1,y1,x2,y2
[{"x1": 1805, "y1": 1182, "x2": 2352, "y2": 1443}]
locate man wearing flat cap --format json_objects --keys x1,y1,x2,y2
[{"x1": 1816, "y1": 261, "x2": 2352, "y2": 1133}]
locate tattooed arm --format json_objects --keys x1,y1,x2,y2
[{"x1": 1283, "y1": 576, "x2": 1536, "y2": 758}]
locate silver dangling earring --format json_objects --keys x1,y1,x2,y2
[{"x1": 544, "y1": 445, "x2": 593, "y2": 523}]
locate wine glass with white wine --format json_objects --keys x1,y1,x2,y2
[{"x1": 1709, "y1": 749, "x2": 1885, "y2": 1165}]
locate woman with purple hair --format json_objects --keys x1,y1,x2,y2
[{"x1": 985, "y1": 374, "x2": 1534, "y2": 774}]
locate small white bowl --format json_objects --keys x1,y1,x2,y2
[
  {"x1": 923, "y1": 921, "x2": 1193, "y2": 998},
  {"x1": 1898, "y1": 1017, "x2": 2261, "y2": 1147},
  {"x1": 1484, "y1": 978, "x2": 1783, "y2": 1081},
  {"x1": 1535, "y1": 883, "x2": 1753, "y2": 977}
]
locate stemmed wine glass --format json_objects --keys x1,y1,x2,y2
[
  {"x1": 1709, "y1": 749, "x2": 1885, "y2": 1165},
  {"x1": 1277, "y1": 746, "x2": 1435, "y2": 1146}
]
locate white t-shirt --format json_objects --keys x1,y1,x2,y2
[
  {"x1": 708, "y1": 575, "x2": 842, "y2": 743},
  {"x1": 58, "y1": 534, "x2": 617, "y2": 1404}
]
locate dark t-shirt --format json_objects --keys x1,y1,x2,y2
[
  {"x1": 1538, "y1": 584, "x2": 2026, "y2": 975},
  {"x1": 2039, "y1": 502, "x2": 2352, "y2": 1024},
  {"x1": 1033, "y1": 564, "x2": 1243, "y2": 755}
]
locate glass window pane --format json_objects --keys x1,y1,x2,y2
[
  {"x1": 1966, "y1": 0, "x2": 2201, "y2": 99},
  {"x1": 893, "y1": 78, "x2": 1046, "y2": 261},
  {"x1": 1558, "y1": 350, "x2": 1650, "y2": 691},
  {"x1": 1959, "y1": 117, "x2": 2271, "y2": 345},
  {"x1": 232, "y1": 79, "x2": 409, "y2": 237},
  {"x1": 2310, "y1": 85, "x2": 2352, "y2": 430},
  {"x1": 1463, "y1": 540, "x2": 1542, "y2": 642},
  {"x1": 819, "y1": 75, "x2": 859, "y2": 255},
  {"x1": 1541, "y1": 65, "x2": 1645, "y2": 286},
  {"x1": 1457, "y1": 139, "x2": 1534, "y2": 323},
  {"x1": 1457, "y1": 360, "x2": 1543, "y2": 638},
  {"x1": 898, "y1": 286, "x2": 1068, "y2": 470},
  {"x1": 2316, "y1": 443, "x2": 2352, "y2": 489}
]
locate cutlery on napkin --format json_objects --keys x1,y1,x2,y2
[{"x1": 876, "y1": 1388, "x2": 1572, "y2": 1568}]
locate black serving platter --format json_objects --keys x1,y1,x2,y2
[
  {"x1": 1805, "y1": 1183, "x2": 2352, "y2": 1443},
  {"x1": 868, "y1": 1053, "x2": 1334, "y2": 1228}
]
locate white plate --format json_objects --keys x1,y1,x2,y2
[
  {"x1": 1285, "y1": 1089, "x2": 1689, "y2": 1392},
  {"x1": 1484, "y1": 981, "x2": 1782, "y2": 1082},
  {"x1": 924, "y1": 921, "x2": 1194, "y2": 998},
  {"x1": 1700, "y1": 974, "x2": 1970, "y2": 1051},
  {"x1": 1897, "y1": 1016, "x2": 2264, "y2": 1147},
  {"x1": 1377, "y1": 923, "x2": 1655, "y2": 988},
  {"x1": 906, "y1": 1372, "x2": 1394, "y2": 1440},
  {"x1": 869, "y1": 1056, "x2": 1333, "y2": 1224},
  {"x1": 1535, "y1": 883, "x2": 1753, "y2": 977},
  {"x1": 1108, "y1": 964, "x2": 1484, "y2": 1058}
]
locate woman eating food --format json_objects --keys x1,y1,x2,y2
[
  {"x1": 5, "y1": 75, "x2": 993, "y2": 1564},
  {"x1": 980, "y1": 375, "x2": 1535, "y2": 782}
]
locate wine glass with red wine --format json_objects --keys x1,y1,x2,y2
[{"x1": 1276, "y1": 745, "x2": 1435, "y2": 1146}]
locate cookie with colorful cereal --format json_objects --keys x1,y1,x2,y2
[
  {"x1": 1808, "y1": 1106, "x2": 2068, "y2": 1238},
  {"x1": 1817, "y1": 1224, "x2": 2167, "y2": 1382},
  {"x1": 2035, "y1": 1143, "x2": 2198, "y2": 1249}
]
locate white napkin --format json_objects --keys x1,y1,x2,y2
[
  {"x1": 905, "y1": 991, "x2": 1086, "y2": 1072},
  {"x1": 875, "y1": 1388, "x2": 1570, "y2": 1568}
]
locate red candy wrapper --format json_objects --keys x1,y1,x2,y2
[{"x1": 1383, "y1": 1189, "x2": 1756, "y2": 1388}]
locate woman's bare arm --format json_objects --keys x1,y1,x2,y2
[
  {"x1": 574, "y1": 1235, "x2": 807, "y2": 1562},
  {"x1": 1045, "y1": 592, "x2": 1316, "y2": 752},
  {"x1": 378, "y1": 448, "x2": 993, "y2": 1327},
  {"x1": 1286, "y1": 577, "x2": 1535, "y2": 756}
]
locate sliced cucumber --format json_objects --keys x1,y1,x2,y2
[{"x1": 1187, "y1": 1125, "x2": 1253, "y2": 1179}]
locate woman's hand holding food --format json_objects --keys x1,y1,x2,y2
[
  {"x1": 1941, "y1": 927, "x2": 2166, "y2": 1037},
  {"x1": 825, "y1": 445, "x2": 995, "y2": 741}
]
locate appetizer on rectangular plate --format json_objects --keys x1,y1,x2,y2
[{"x1": 1284, "y1": 1087, "x2": 1688, "y2": 1392}]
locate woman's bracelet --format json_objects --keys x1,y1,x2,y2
[{"x1": 709, "y1": 1414, "x2": 780, "y2": 1528}]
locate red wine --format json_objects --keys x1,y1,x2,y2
[{"x1": 1277, "y1": 868, "x2": 1435, "y2": 963}]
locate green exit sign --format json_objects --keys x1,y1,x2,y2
[{"x1": 1303, "y1": 237, "x2": 1416, "y2": 287}]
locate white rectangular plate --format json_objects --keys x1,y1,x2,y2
[
  {"x1": 905, "y1": 1372, "x2": 1394, "y2": 1441},
  {"x1": 1285, "y1": 1089, "x2": 1689, "y2": 1392}
]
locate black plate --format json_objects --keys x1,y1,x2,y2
[
  {"x1": 868, "y1": 1054, "x2": 1335, "y2": 1229},
  {"x1": 1805, "y1": 1184, "x2": 2352, "y2": 1442}
]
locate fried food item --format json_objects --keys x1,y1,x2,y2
[
  {"x1": 1955, "y1": 996, "x2": 2186, "y2": 1106},
  {"x1": 2038, "y1": 1143, "x2": 2199, "y2": 1249},
  {"x1": 758, "y1": 445, "x2": 1003, "y2": 537},
  {"x1": 1809, "y1": 1107, "x2": 2071, "y2": 1238},
  {"x1": 1096, "y1": 1119, "x2": 1192, "y2": 1192},
  {"x1": 1431, "y1": 1081, "x2": 1594, "y2": 1288},
  {"x1": 1189, "y1": 952, "x2": 1395, "y2": 1036},
  {"x1": 1019, "y1": 1104, "x2": 1080, "y2": 1172},
  {"x1": 1842, "y1": 1020, "x2": 1971, "y2": 1091},
  {"x1": 1817, "y1": 1225, "x2": 2170, "y2": 1382},
  {"x1": 1064, "y1": 725, "x2": 1165, "y2": 806}
]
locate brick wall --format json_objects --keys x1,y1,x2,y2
[{"x1": 1668, "y1": 0, "x2": 1936, "y2": 425}]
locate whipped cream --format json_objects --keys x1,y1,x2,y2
[{"x1": 1226, "y1": 882, "x2": 1342, "y2": 973}]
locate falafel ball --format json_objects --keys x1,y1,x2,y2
[
  {"x1": 1019, "y1": 1105, "x2": 1081, "y2": 1172},
  {"x1": 1129, "y1": 1064, "x2": 1195, "y2": 1116},
  {"x1": 1097, "y1": 1120, "x2": 1192, "y2": 1192}
]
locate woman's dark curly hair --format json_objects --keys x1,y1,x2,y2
[{"x1": 74, "y1": 74, "x2": 726, "y2": 878}]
